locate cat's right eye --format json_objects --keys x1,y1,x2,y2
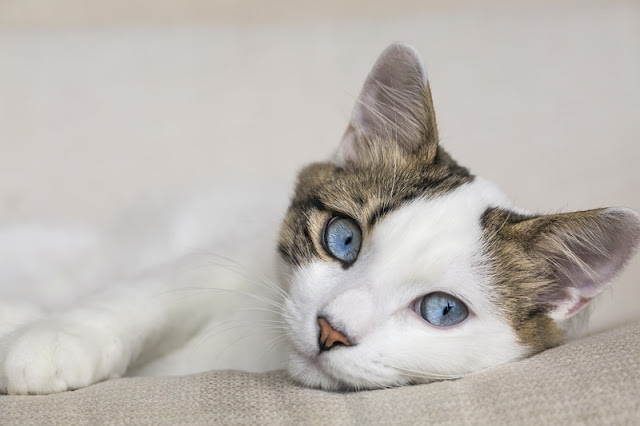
[
  {"x1": 322, "y1": 216, "x2": 362, "y2": 264},
  {"x1": 418, "y1": 292, "x2": 468, "y2": 327}
]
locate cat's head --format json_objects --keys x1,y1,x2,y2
[{"x1": 277, "y1": 43, "x2": 640, "y2": 391}]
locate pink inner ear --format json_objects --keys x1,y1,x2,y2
[
  {"x1": 548, "y1": 293, "x2": 592, "y2": 322},
  {"x1": 565, "y1": 297, "x2": 591, "y2": 317}
]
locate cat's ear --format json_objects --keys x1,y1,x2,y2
[
  {"x1": 522, "y1": 208, "x2": 640, "y2": 321},
  {"x1": 334, "y1": 43, "x2": 439, "y2": 166}
]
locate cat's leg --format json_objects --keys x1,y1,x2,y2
[{"x1": 0, "y1": 257, "x2": 245, "y2": 395}]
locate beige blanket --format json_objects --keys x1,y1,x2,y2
[{"x1": 1, "y1": 321, "x2": 638, "y2": 425}]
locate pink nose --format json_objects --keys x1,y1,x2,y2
[{"x1": 317, "y1": 317, "x2": 353, "y2": 352}]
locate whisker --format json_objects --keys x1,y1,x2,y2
[
  {"x1": 195, "y1": 326, "x2": 286, "y2": 354},
  {"x1": 233, "y1": 307, "x2": 294, "y2": 321},
  {"x1": 215, "y1": 328, "x2": 285, "y2": 357},
  {"x1": 163, "y1": 286, "x2": 287, "y2": 311},
  {"x1": 192, "y1": 316, "x2": 287, "y2": 348},
  {"x1": 257, "y1": 334, "x2": 290, "y2": 362},
  {"x1": 197, "y1": 318, "x2": 288, "y2": 341},
  {"x1": 386, "y1": 352, "x2": 525, "y2": 381},
  {"x1": 184, "y1": 254, "x2": 291, "y2": 302},
  {"x1": 164, "y1": 251, "x2": 291, "y2": 304}
]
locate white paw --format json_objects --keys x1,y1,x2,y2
[{"x1": 0, "y1": 317, "x2": 129, "y2": 395}]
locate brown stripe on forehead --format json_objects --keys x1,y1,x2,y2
[
  {"x1": 291, "y1": 195, "x2": 327, "y2": 212},
  {"x1": 397, "y1": 149, "x2": 473, "y2": 202},
  {"x1": 278, "y1": 146, "x2": 474, "y2": 267},
  {"x1": 368, "y1": 204, "x2": 394, "y2": 227},
  {"x1": 480, "y1": 207, "x2": 564, "y2": 354},
  {"x1": 277, "y1": 211, "x2": 320, "y2": 266}
]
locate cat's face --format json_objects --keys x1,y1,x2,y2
[{"x1": 277, "y1": 43, "x2": 640, "y2": 391}]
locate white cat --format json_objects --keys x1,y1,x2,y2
[{"x1": 1, "y1": 43, "x2": 638, "y2": 394}]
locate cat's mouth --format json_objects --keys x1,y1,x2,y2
[{"x1": 287, "y1": 344, "x2": 402, "y2": 391}]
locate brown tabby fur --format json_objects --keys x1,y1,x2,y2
[{"x1": 277, "y1": 144, "x2": 473, "y2": 268}]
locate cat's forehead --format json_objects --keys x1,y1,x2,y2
[
  {"x1": 298, "y1": 147, "x2": 471, "y2": 212},
  {"x1": 352, "y1": 183, "x2": 504, "y2": 312},
  {"x1": 365, "y1": 178, "x2": 517, "y2": 279},
  {"x1": 278, "y1": 147, "x2": 474, "y2": 267},
  {"x1": 372, "y1": 184, "x2": 493, "y2": 261}
]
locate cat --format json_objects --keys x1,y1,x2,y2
[{"x1": 0, "y1": 43, "x2": 638, "y2": 394}]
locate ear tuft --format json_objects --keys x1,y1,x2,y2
[{"x1": 335, "y1": 43, "x2": 438, "y2": 166}]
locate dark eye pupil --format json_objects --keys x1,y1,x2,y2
[
  {"x1": 344, "y1": 235, "x2": 353, "y2": 245},
  {"x1": 443, "y1": 303, "x2": 452, "y2": 316}
]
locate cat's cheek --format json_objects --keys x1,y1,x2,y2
[
  {"x1": 286, "y1": 350, "x2": 342, "y2": 390},
  {"x1": 282, "y1": 295, "x2": 320, "y2": 360},
  {"x1": 282, "y1": 264, "x2": 337, "y2": 355}
]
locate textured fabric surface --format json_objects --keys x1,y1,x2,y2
[{"x1": 1, "y1": 321, "x2": 638, "y2": 425}]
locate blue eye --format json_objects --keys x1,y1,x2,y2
[
  {"x1": 323, "y1": 216, "x2": 362, "y2": 264},
  {"x1": 420, "y1": 292, "x2": 468, "y2": 327}
]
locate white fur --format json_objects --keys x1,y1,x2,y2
[
  {"x1": 0, "y1": 174, "x2": 606, "y2": 394},
  {"x1": 0, "y1": 186, "x2": 289, "y2": 394},
  {"x1": 0, "y1": 176, "x2": 614, "y2": 393},
  {"x1": 283, "y1": 179, "x2": 529, "y2": 390}
]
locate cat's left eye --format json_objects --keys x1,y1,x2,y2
[
  {"x1": 322, "y1": 216, "x2": 362, "y2": 264},
  {"x1": 418, "y1": 292, "x2": 468, "y2": 327}
]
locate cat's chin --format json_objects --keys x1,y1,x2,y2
[
  {"x1": 286, "y1": 355, "x2": 345, "y2": 391},
  {"x1": 285, "y1": 349, "x2": 411, "y2": 392}
]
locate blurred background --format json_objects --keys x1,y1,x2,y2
[{"x1": 0, "y1": 0, "x2": 638, "y2": 333}]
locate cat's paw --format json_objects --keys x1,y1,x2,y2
[{"x1": 0, "y1": 318, "x2": 129, "y2": 395}]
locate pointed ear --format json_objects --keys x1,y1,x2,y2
[
  {"x1": 525, "y1": 208, "x2": 640, "y2": 321},
  {"x1": 335, "y1": 43, "x2": 439, "y2": 166}
]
